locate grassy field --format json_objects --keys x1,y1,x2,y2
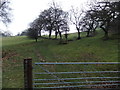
[{"x1": 2, "y1": 30, "x2": 119, "y2": 88}]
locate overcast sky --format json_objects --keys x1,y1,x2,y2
[{"x1": 0, "y1": 0, "x2": 90, "y2": 35}]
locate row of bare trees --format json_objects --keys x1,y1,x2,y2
[{"x1": 26, "y1": 1, "x2": 120, "y2": 42}]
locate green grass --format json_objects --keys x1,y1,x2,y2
[{"x1": 2, "y1": 31, "x2": 119, "y2": 88}]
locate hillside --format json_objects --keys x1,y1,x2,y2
[{"x1": 2, "y1": 30, "x2": 119, "y2": 88}]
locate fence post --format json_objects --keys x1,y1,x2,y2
[{"x1": 24, "y1": 58, "x2": 33, "y2": 89}]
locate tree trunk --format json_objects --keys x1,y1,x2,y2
[
  {"x1": 39, "y1": 30, "x2": 41, "y2": 37},
  {"x1": 35, "y1": 38, "x2": 38, "y2": 42},
  {"x1": 100, "y1": 24, "x2": 109, "y2": 40},
  {"x1": 90, "y1": 22, "x2": 96, "y2": 36},
  {"x1": 76, "y1": 27, "x2": 81, "y2": 39},
  {"x1": 64, "y1": 34, "x2": 68, "y2": 43},
  {"x1": 55, "y1": 31, "x2": 58, "y2": 39},
  {"x1": 58, "y1": 31, "x2": 62, "y2": 40},
  {"x1": 86, "y1": 29, "x2": 90, "y2": 37},
  {"x1": 104, "y1": 31, "x2": 109, "y2": 40},
  {"x1": 104, "y1": 21, "x2": 110, "y2": 40},
  {"x1": 92, "y1": 27, "x2": 97, "y2": 36},
  {"x1": 49, "y1": 30, "x2": 52, "y2": 39}
]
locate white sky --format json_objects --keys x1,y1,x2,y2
[{"x1": 0, "y1": 0, "x2": 90, "y2": 35}]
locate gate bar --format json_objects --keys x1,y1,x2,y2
[
  {"x1": 34, "y1": 77, "x2": 119, "y2": 81},
  {"x1": 34, "y1": 71, "x2": 120, "y2": 74},
  {"x1": 33, "y1": 81, "x2": 120, "y2": 85},
  {"x1": 35, "y1": 62, "x2": 120, "y2": 65},
  {"x1": 33, "y1": 84, "x2": 120, "y2": 89}
]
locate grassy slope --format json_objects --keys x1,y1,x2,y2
[{"x1": 2, "y1": 31, "x2": 119, "y2": 88}]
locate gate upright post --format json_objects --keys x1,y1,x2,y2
[{"x1": 24, "y1": 58, "x2": 33, "y2": 89}]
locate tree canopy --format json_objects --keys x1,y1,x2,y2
[
  {"x1": 28, "y1": 1, "x2": 69, "y2": 42},
  {"x1": 0, "y1": 0, "x2": 11, "y2": 24}
]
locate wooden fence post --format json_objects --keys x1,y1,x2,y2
[{"x1": 24, "y1": 58, "x2": 33, "y2": 89}]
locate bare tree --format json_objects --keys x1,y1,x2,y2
[
  {"x1": 38, "y1": 1, "x2": 69, "y2": 40},
  {"x1": 29, "y1": 18, "x2": 43, "y2": 37},
  {"x1": 0, "y1": 0, "x2": 11, "y2": 25},
  {"x1": 82, "y1": 9, "x2": 99, "y2": 37},
  {"x1": 95, "y1": 1, "x2": 119, "y2": 39},
  {"x1": 49, "y1": 1, "x2": 69, "y2": 40},
  {"x1": 27, "y1": 28, "x2": 38, "y2": 42},
  {"x1": 39, "y1": 8, "x2": 55, "y2": 39},
  {"x1": 86, "y1": 1, "x2": 120, "y2": 39},
  {"x1": 69, "y1": 7, "x2": 84, "y2": 39}
]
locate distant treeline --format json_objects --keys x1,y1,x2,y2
[{"x1": 0, "y1": 31, "x2": 12, "y2": 37}]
